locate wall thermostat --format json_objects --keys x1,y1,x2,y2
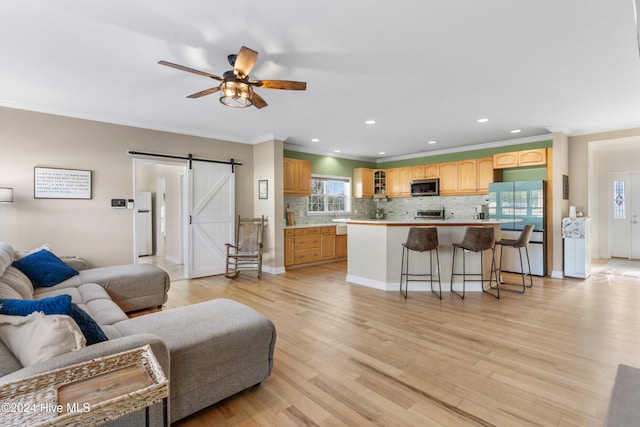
[{"x1": 111, "y1": 199, "x2": 126, "y2": 208}]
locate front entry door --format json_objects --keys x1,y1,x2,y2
[
  {"x1": 609, "y1": 172, "x2": 640, "y2": 259},
  {"x1": 186, "y1": 160, "x2": 235, "y2": 278}
]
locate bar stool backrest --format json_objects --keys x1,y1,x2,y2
[
  {"x1": 514, "y1": 224, "x2": 535, "y2": 247},
  {"x1": 458, "y1": 227, "x2": 495, "y2": 252},
  {"x1": 404, "y1": 227, "x2": 438, "y2": 252}
]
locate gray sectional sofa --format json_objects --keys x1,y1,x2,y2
[{"x1": 0, "y1": 242, "x2": 277, "y2": 425}]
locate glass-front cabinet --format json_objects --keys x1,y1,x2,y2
[{"x1": 373, "y1": 169, "x2": 387, "y2": 197}]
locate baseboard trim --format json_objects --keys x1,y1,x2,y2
[
  {"x1": 551, "y1": 270, "x2": 564, "y2": 279},
  {"x1": 262, "y1": 265, "x2": 285, "y2": 275}
]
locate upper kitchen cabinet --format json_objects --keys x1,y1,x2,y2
[
  {"x1": 458, "y1": 157, "x2": 500, "y2": 194},
  {"x1": 476, "y1": 157, "x2": 501, "y2": 193},
  {"x1": 373, "y1": 169, "x2": 387, "y2": 197},
  {"x1": 284, "y1": 158, "x2": 312, "y2": 196},
  {"x1": 425, "y1": 163, "x2": 439, "y2": 179},
  {"x1": 410, "y1": 163, "x2": 439, "y2": 180},
  {"x1": 493, "y1": 148, "x2": 547, "y2": 169},
  {"x1": 387, "y1": 167, "x2": 411, "y2": 198},
  {"x1": 410, "y1": 164, "x2": 425, "y2": 180},
  {"x1": 353, "y1": 168, "x2": 373, "y2": 198},
  {"x1": 439, "y1": 161, "x2": 459, "y2": 195}
]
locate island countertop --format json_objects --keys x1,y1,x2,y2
[
  {"x1": 341, "y1": 219, "x2": 510, "y2": 226},
  {"x1": 346, "y1": 220, "x2": 503, "y2": 292}
]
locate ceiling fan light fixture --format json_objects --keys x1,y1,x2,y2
[{"x1": 219, "y1": 81, "x2": 253, "y2": 108}]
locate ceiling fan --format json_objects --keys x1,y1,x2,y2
[{"x1": 159, "y1": 46, "x2": 307, "y2": 109}]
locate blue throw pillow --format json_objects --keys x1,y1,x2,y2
[
  {"x1": 12, "y1": 249, "x2": 79, "y2": 287},
  {"x1": 0, "y1": 294, "x2": 108, "y2": 345},
  {"x1": 69, "y1": 303, "x2": 109, "y2": 345}
]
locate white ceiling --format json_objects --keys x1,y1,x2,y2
[{"x1": 2, "y1": 1, "x2": 640, "y2": 162}]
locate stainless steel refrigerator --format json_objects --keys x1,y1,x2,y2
[{"x1": 488, "y1": 180, "x2": 546, "y2": 276}]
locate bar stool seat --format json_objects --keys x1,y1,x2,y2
[
  {"x1": 494, "y1": 224, "x2": 534, "y2": 294},
  {"x1": 451, "y1": 227, "x2": 498, "y2": 299},
  {"x1": 399, "y1": 227, "x2": 442, "y2": 299}
]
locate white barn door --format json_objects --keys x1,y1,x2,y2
[{"x1": 187, "y1": 160, "x2": 235, "y2": 278}]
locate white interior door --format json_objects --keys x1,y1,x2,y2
[{"x1": 186, "y1": 160, "x2": 235, "y2": 278}]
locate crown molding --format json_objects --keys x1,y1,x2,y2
[{"x1": 377, "y1": 134, "x2": 553, "y2": 163}]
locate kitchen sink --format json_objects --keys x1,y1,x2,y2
[{"x1": 336, "y1": 225, "x2": 348, "y2": 235}]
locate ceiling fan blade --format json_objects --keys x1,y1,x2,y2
[
  {"x1": 186, "y1": 87, "x2": 221, "y2": 99},
  {"x1": 251, "y1": 92, "x2": 268, "y2": 109},
  {"x1": 252, "y1": 80, "x2": 307, "y2": 90},
  {"x1": 233, "y1": 46, "x2": 258, "y2": 77},
  {"x1": 158, "y1": 60, "x2": 223, "y2": 81}
]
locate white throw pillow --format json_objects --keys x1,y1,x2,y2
[
  {"x1": 0, "y1": 312, "x2": 86, "y2": 367},
  {"x1": 0, "y1": 283, "x2": 21, "y2": 299},
  {"x1": 0, "y1": 266, "x2": 34, "y2": 299},
  {"x1": 13, "y1": 243, "x2": 52, "y2": 260}
]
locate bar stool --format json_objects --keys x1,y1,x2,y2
[
  {"x1": 399, "y1": 227, "x2": 442, "y2": 299},
  {"x1": 450, "y1": 227, "x2": 498, "y2": 299},
  {"x1": 494, "y1": 224, "x2": 534, "y2": 294}
]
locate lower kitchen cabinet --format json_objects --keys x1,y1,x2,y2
[
  {"x1": 285, "y1": 225, "x2": 346, "y2": 268},
  {"x1": 336, "y1": 235, "x2": 347, "y2": 258}
]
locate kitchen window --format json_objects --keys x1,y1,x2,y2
[{"x1": 308, "y1": 176, "x2": 351, "y2": 213}]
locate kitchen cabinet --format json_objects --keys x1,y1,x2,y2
[
  {"x1": 387, "y1": 167, "x2": 411, "y2": 197},
  {"x1": 410, "y1": 164, "x2": 439, "y2": 180},
  {"x1": 493, "y1": 148, "x2": 547, "y2": 169},
  {"x1": 285, "y1": 226, "x2": 342, "y2": 268},
  {"x1": 336, "y1": 235, "x2": 347, "y2": 258},
  {"x1": 321, "y1": 227, "x2": 336, "y2": 260},
  {"x1": 373, "y1": 169, "x2": 387, "y2": 197},
  {"x1": 284, "y1": 158, "x2": 312, "y2": 196},
  {"x1": 425, "y1": 164, "x2": 439, "y2": 179},
  {"x1": 458, "y1": 157, "x2": 499, "y2": 194},
  {"x1": 458, "y1": 159, "x2": 477, "y2": 193},
  {"x1": 439, "y1": 161, "x2": 459, "y2": 194},
  {"x1": 477, "y1": 157, "x2": 500, "y2": 192},
  {"x1": 284, "y1": 229, "x2": 295, "y2": 266},
  {"x1": 410, "y1": 165, "x2": 425, "y2": 180},
  {"x1": 353, "y1": 168, "x2": 373, "y2": 199},
  {"x1": 439, "y1": 157, "x2": 498, "y2": 195}
]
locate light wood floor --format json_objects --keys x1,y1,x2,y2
[{"x1": 143, "y1": 260, "x2": 640, "y2": 426}]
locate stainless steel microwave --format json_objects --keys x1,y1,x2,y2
[{"x1": 410, "y1": 178, "x2": 439, "y2": 196}]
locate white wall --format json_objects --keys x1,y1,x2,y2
[
  {"x1": 0, "y1": 107, "x2": 254, "y2": 267},
  {"x1": 252, "y1": 139, "x2": 285, "y2": 272}
]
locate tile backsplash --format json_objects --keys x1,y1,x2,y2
[{"x1": 285, "y1": 194, "x2": 490, "y2": 224}]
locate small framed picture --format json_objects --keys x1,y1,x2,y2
[{"x1": 258, "y1": 180, "x2": 268, "y2": 200}]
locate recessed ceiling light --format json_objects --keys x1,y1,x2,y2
[
  {"x1": 334, "y1": 150, "x2": 341, "y2": 153},
  {"x1": 311, "y1": 138, "x2": 320, "y2": 142},
  {"x1": 378, "y1": 151, "x2": 386, "y2": 155},
  {"x1": 510, "y1": 129, "x2": 521, "y2": 134},
  {"x1": 477, "y1": 118, "x2": 489, "y2": 123},
  {"x1": 365, "y1": 120, "x2": 376, "y2": 125},
  {"x1": 427, "y1": 140, "x2": 437, "y2": 144}
]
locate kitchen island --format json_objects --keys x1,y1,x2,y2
[{"x1": 345, "y1": 219, "x2": 504, "y2": 292}]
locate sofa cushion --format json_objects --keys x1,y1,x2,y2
[
  {"x1": 0, "y1": 312, "x2": 85, "y2": 367},
  {"x1": 0, "y1": 267, "x2": 34, "y2": 300},
  {"x1": 0, "y1": 283, "x2": 21, "y2": 300},
  {"x1": 0, "y1": 294, "x2": 108, "y2": 345},
  {"x1": 12, "y1": 249, "x2": 79, "y2": 287},
  {"x1": 0, "y1": 242, "x2": 14, "y2": 276}
]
